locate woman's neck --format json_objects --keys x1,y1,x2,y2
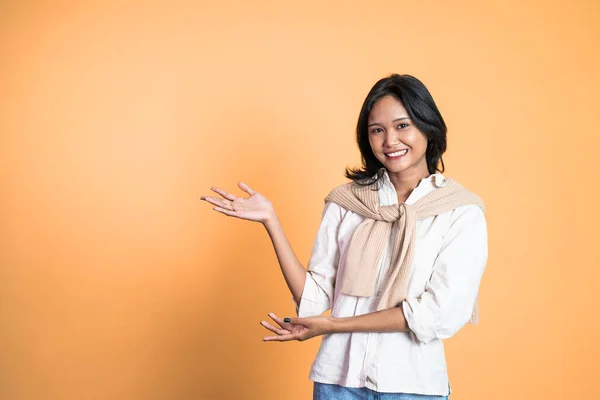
[{"x1": 388, "y1": 168, "x2": 431, "y2": 203}]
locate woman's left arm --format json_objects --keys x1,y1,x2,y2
[
  {"x1": 261, "y1": 204, "x2": 488, "y2": 342},
  {"x1": 260, "y1": 307, "x2": 409, "y2": 342}
]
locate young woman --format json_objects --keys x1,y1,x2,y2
[{"x1": 200, "y1": 74, "x2": 488, "y2": 399}]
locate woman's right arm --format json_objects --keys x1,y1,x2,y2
[{"x1": 263, "y1": 213, "x2": 307, "y2": 304}]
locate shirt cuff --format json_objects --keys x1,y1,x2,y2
[
  {"x1": 402, "y1": 298, "x2": 436, "y2": 343},
  {"x1": 292, "y1": 271, "x2": 331, "y2": 318}
]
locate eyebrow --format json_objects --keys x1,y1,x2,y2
[{"x1": 368, "y1": 117, "x2": 410, "y2": 128}]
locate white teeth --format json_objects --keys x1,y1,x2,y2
[{"x1": 386, "y1": 149, "x2": 408, "y2": 157}]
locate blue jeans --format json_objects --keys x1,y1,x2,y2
[{"x1": 313, "y1": 382, "x2": 449, "y2": 400}]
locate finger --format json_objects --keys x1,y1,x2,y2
[
  {"x1": 269, "y1": 312, "x2": 298, "y2": 328},
  {"x1": 263, "y1": 334, "x2": 298, "y2": 342},
  {"x1": 201, "y1": 196, "x2": 233, "y2": 209},
  {"x1": 260, "y1": 320, "x2": 291, "y2": 335},
  {"x1": 268, "y1": 313, "x2": 287, "y2": 328},
  {"x1": 210, "y1": 187, "x2": 237, "y2": 201},
  {"x1": 238, "y1": 182, "x2": 256, "y2": 196}
]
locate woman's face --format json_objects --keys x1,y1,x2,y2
[{"x1": 367, "y1": 95, "x2": 429, "y2": 176}]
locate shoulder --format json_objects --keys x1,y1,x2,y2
[
  {"x1": 321, "y1": 181, "x2": 363, "y2": 221},
  {"x1": 431, "y1": 203, "x2": 488, "y2": 251},
  {"x1": 322, "y1": 199, "x2": 350, "y2": 221},
  {"x1": 450, "y1": 203, "x2": 485, "y2": 220},
  {"x1": 443, "y1": 176, "x2": 486, "y2": 213},
  {"x1": 438, "y1": 176, "x2": 487, "y2": 226},
  {"x1": 321, "y1": 183, "x2": 347, "y2": 220},
  {"x1": 445, "y1": 203, "x2": 487, "y2": 235},
  {"x1": 324, "y1": 181, "x2": 358, "y2": 198}
]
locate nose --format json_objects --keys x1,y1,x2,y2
[{"x1": 383, "y1": 130, "x2": 399, "y2": 147}]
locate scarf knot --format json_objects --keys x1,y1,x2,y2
[{"x1": 378, "y1": 203, "x2": 409, "y2": 222}]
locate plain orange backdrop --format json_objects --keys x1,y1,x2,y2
[{"x1": 1, "y1": 1, "x2": 598, "y2": 399}]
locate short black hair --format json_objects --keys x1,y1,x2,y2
[{"x1": 345, "y1": 74, "x2": 447, "y2": 187}]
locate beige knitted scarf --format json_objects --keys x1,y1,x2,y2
[{"x1": 322, "y1": 171, "x2": 486, "y2": 323}]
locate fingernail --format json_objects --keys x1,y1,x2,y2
[{"x1": 284, "y1": 317, "x2": 291, "y2": 323}]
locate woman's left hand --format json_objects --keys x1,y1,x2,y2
[{"x1": 260, "y1": 312, "x2": 333, "y2": 342}]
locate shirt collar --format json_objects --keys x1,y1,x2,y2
[{"x1": 377, "y1": 167, "x2": 447, "y2": 206}]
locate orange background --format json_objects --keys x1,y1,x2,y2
[{"x1": 1, "y1": 1, "x2": 598, "y2": 399}]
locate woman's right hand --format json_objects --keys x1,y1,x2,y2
[{"x1": 200, "y1": 182, "x2": 276, "y2": 224}]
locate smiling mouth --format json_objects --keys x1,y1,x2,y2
[{"x1": 385, "y1": 149, "x2": 408, "y2": 158}]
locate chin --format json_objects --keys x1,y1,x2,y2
[
  {"x1": 386, "y1": 167, "x2": 409, "y2": 174},
  {"x1": 382, "y1": 161, "x2": 411, "y2": 173}
]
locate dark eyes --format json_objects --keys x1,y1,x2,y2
[{"x1": 370, "y1": 123, "x2": 409, "y2": 134}]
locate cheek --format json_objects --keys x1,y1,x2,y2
[
  {"x1": 369, "y1": 135, "x2": 383, "y2": 150},
  {"x1": 406, "y1": 130, "x2": 428, "y2": 149},
  {"x1": 368, "y1": 136, "x2": 378, "y2": 151}
]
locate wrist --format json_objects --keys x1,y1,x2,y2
[
  {"x1": 263, "y1": 210, "x2": 279, "y2": 228},
  {"x1": 324, "y1": 316, "x2": 339, "y2": 334}
]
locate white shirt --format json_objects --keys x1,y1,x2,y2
[{"x1": 293, "y1": 169, "x2": 488, "y2": 396}]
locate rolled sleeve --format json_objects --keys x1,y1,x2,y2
[
  {"x1": 292, "y1": 201, "x2": 343, "y2": 318},
  {"x1": 402, "y1": 204, "x2": 489, "y2": 344}
]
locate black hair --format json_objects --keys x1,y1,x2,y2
[{"x1": 344, "y1": 74, "x2": 447, "y2": 187}]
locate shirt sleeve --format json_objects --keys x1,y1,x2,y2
[
  {"x1": 292, "y1": 201, "x2": 343, "y2": 318},
  {"x1": 402, "y1": 204, "x2": 489, "y2": 344}
]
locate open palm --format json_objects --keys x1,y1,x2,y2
[
  {"x1": 200, "y1": 181, "x2": 275, "y2": 224},
  {"x1": 260, "y1": 313, "x2": 331, "y2": 342}
]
